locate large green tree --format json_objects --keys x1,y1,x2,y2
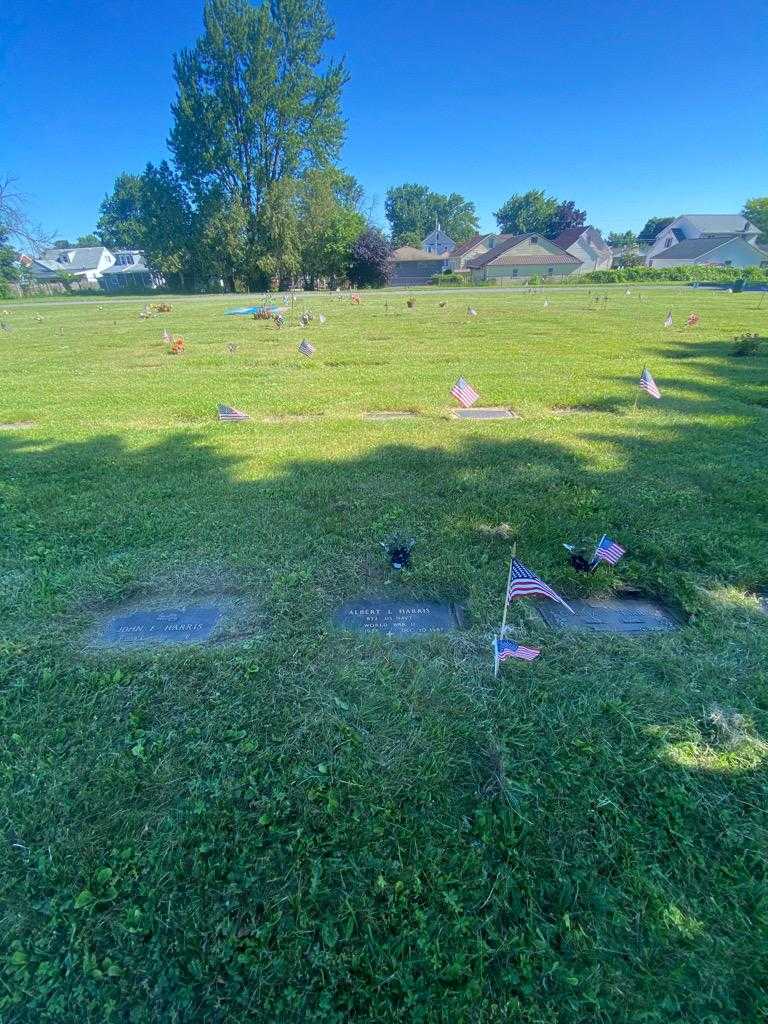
[
  {"x1": 385, "y1": 184, "x2": 479, "y2": 246},
  {"x1": 743, "y1": 198, "x2": 768, "y2": 243},
  {"x1": 494, "y1": 190, "x2": 585, "y2": 235},
  {"x1": 297, "y1": 168, "x2": 365, "y2": 287},
  {"x1": 96, "y1": 174, "x2": 146, "y2": 249},
  {"x1": 170, "y1": 0, "x2": 347, "y2": 285},
  {"x1": 140, "y1": 161, "x2": 195, "y2": 288},
  {"x1": 0, "y1": 228, "x2": 18, "y2": 297}
]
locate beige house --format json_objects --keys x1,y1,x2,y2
[{"x1": 466, "y1": 234, "x2": 581, "y2": 282}]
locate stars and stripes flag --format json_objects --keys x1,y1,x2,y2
[
  {"x1": 507, "y1": 558, "x2": 574, "y2": 613},
  {"x1": 451, "y1": 377, "x2": 479, "y2": 407},
  {"x1": 163, "y1": 328, "x2": 172, "y2": 343},
  {"x1": 217, "y1": 404, "x2": 250, "y2": 422},
  {"x1": 686, "y1": 313, "x2": 700, "y2": 326},
  {"x1": 298, "y1": 339, "x2": 315, "y2": 356},
  {"x1": 467, "y1": 306, "x2": 477, "y2": 317},
  {"x1": 664, "y1": 311, "x2": 673, "y2": 327},
  {"x1": 593, "y1": 534, "x2": 626, "y2": 566},
  {"x1": 494, "y1": 636, "x2": 540, "y2": 663},
  {"x1": 639, "y1": 367, "x2": 661, "y2": 399}
]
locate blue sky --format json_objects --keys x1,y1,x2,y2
[{"x1": 2, "y1": 0, "x2": 766, "y2": 242}]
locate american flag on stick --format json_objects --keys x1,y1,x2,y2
[
  {"x1": 494, "y1": 636, "x2": 540, "y2": 663},
  {"x1": 217, "y1": 404, "x2": 250, "y2": 422},
  {"x1": 163, "y1": 328, "x2": 172, "y2": 343},
  {"x1": 592, "y1": 534, "x2": 626, "y2": 566},
  {"x1": 298, "y1": 339, "x2": 315, "y2": 357},
  {"x1": 639, "y1": 367, "x2": 661, "y2": 399},
  {"x1": 507, "y1": 558, "x2": 574, "y2": 613},
  {"x1": 451, "y1": 377, "x2": 479, "y2": 407},
  {"x1": 664, "y1": 311, "x2": 673, "y2": 327}
]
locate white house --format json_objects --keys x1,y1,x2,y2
[
  {"x1": 553, "y1": 226, "x2": 612, "y2": 272},
  {"x1": 100, "y1": 251, "x2": 162, "y2": 291},
  {"x1": 645, "y1": 215, "x2": 766, "y2": 268},
  {"x1": 466, "y1": 234, "x2": 581, "y2": 283},
  {"x1": 421, "y1": 224, "x2": 455, "y2": 255},
  {"x1": 28, "y1": 246, "x2": 115, "y2": 283}
]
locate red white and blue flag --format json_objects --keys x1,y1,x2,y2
[
  {"x1": 494, "y1": 636, "x2": 540, "y2": 663},
  {"x1": 664, "y1": 311, "x2": 673, "y2": 327},
  {"x1": 218, "y1": 404, "x2": 250, "y2": 422},
  {"x1": 298, "y1": 339, "x2": 315, "y2": 356},
  {"x1": 507, "y1": 558, "x2": 574, "y2": 613},
  {"x1": 593, "y1": 534, "x2": 626, "y2": 566},
  {"x1": 451, "y1": 377, "x2": 479, "y2": 407},
  {"x1": 639, "y1": 367, "x2": 661, "y2": 399}
]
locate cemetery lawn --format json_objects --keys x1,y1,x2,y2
[{"x1": 2, "y1": 286, "x2": 768, "y2": 1022}]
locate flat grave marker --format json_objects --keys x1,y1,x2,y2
[
  {"x1": 0, "y1": 421, "x2": 35, "y2": 431},
  {"x1": 452, "y1": 407, "x2": 520, "y2": 421},
  {"x1": 98, "y1": 605, "x2": 223, "y2": 648},
  {"x1": 362, "y1": 411, "x2": 418, "y2": 421},
  {"x1": 536, "y1": 595, "x2": 681, "y2": 635},
  {"x1": 335, "y1": 597, "x2": 464, "y2": 637}
]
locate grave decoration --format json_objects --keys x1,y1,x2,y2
[
  {"x1": 225, "y1": 305, "x2": 286, "y2": 316},
  {"x1": 318, "y1": 314, "x2": 326, "y2": 324},
  {"x1": 0, "y1": 322, "x2": 11, "y2": 332},
  {"x1": 169, "y1": 336, "x2": 185, "y2": 355},
  {"x1": 406, "y1": 299, "x2": 415, "y2": 308},
  {"x1": 351, "y1": 294, "x2": 361, "y2": 305},
  {"x1": 638, "y1": 367, "x2": 661, "y2": 400},
  {"x1": 451, "y1": 377, "x2": 479, "y2": 408},
  {"x1": 218, "y1": 404, "x2": 250, "y2": 422},
  {"x1": 467, "y1": 307, "x2": 477, "y2": 317},
  {"x1": 381, "y1": 534, "x2": 415, "y2": 570},
  {"x1": 274, "y1": 314, "x2": 285, "y2": 328},
  {"x1": 664, "y1": 311, "x2": 673, "y2": 327},
  {"x1": 298, "y1": 339, "x2": 315, "y2": 357},
  {"x1": 686, "y1": 313, "x2": 700, "y2": 326},
  {"x1": 564, "y1": 535, "x2": 626, "y2": 573},
  {"x1": 493, "y1": 636, "x2": 540, "y2": 676},
  {"x1": 227, "y1": 343, "x2": 238, "y2": 354},
  {"x1": 563, "y1": 542, "x2": 595, "y2": 574}
]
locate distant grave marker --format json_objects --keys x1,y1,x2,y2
[
  {"x1": 536, "y1": 595, "x2": 681, "y2": 634},
  {"x1": 453, "y1": 408, "x2": 520, "y2": 420},
  {"x1": 362, "y1": 411, "x2": 418, "y2": 421},
  {"x1": 0, "y1": 421, "x2": 35, "y2": 431},
  {"x1": 99, "y1": 606, "x2": 223, "y2": 647},
  {"x1": 335, "y1": 597, "x2": 464, "y2": 637}
]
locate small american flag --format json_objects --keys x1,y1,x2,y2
[
  {"x1": 451, "y1": 377, "x2": 479, "y2": 407},
  {"x1": 218, "y1": 404, "x2": 250, "y2": 422},
  {"x1": 593, "y1": 534, "x2": 626, "y2": 566},
  {"x1": 163, "y1": 328, "x2": 172, "y2": 343},
  {"x1": 508, "y1": 558, "x2": 574, "y2": 613},
  {"x1": 543, "y1": 300, "x2": 549, "y2": 308},
  {"x1": 298, "y1": 339, "x2": 315, "y2": 357},
  {"x1": 686, "y1": 313, "x2": 700, "y2": 326},
  {"x1": 467, "y1": 306, "x2": 477, "y2": 317},
  {"x1": 494, "y1": 636, "x2": 540, "y2": 662},
  {"x1": 664, "y1": 311, "x2": 673, "y2": 327},
  {"x1": 318, "y1": 314, "x2": 326, "y2": 324},
  {"x1": 639, "y1": 367, "x2": 661, "y2": 399}
]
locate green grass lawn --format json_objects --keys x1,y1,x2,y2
[{"x1": 1, "y1": 286, "x2": 767, "y2": 1021}]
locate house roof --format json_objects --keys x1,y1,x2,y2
[
  {"x1": 445, "y1": 233, "x2": 497, "y2": 260},
  {"x1": 390, "y1": 245, "x2": 446, "y2": 261},
  {"x1": 680, "y1": 214, "x2": 755, "y2": 235},
  {"x1": 553, "y1": 227, "x2": 588, "y2": 249},
  {"x1": 467, "y1": 235, "x2": 579, "y2": 269},
  {"x1": 38, "y1": 246, "x2": 110, "y2": 271},
  {"x1": 652, "y1": 234, "x2": 753, "y2": 259},
  {"x1": 101, "y1": 253, "x2": 151, "y2": 275}
]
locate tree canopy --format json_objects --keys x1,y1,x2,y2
[
  {"x1": 638, "y1": 217, "x2": 674, "y2": 242},
  {"x1": 96, "y1": 174, "x2": 146, "y2": 249},
  {"x1": 743, "y1": 198, "x2": 768, "y2": 243},
  {"x1": 494, "y1": 190, "x2": 585, "y2": 237},
  {"x1": 170, "y1": 0, "x2": 347, "y2": 283},
  {"x1": 385, "y1": 184, "x2": 479, "y2": 247}
]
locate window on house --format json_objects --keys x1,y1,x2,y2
[
  {"x1": 547, "y1": 267, "x2": 554, "y2": 275},
  {"x1": 57, "y1": 252, "x2": 71, "y2": 264},
  {"x1": 116, "y1": 253, "x2": 134, "y2": 266},
  {"x1": 512, "y1": 268, "x2": 518, "y2": 277},
  {"x1": 664, "y1": 237, "x2": 673, "y2": 248},
  {"x1": 530, "y1": 236, "x2": 538, "y2": 243},
  {"x1": 723, "y1": 260, "x2": 732, "y2": 267}
]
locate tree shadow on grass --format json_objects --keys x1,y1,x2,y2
[{"x1": 1, "y1": 365, "x2": 767, "y2": 1021}]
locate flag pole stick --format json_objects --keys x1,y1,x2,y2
[
  {"x1": 493, "y1": 635, "x2": 500, "y2": 678},
  {"x1": 500, "y1": 543, "x2": 516, "y2": 637}
]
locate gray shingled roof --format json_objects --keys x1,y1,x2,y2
[
  {"x1": 38, "y1": 246, "x2": 110, "y2": 271},
  {"x1": 101, "y1": 253, "x2": 151, "y2": 275},
  {"x1": 682, "y1": 215, "x2": 754, "y2": 234},
  {"x1": 652, "y1": 235, "x2": 747, "y2": 259}
]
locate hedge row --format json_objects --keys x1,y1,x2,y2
[{"x1": 579, "y1": 264, "x2": 768, "y2": 284}]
